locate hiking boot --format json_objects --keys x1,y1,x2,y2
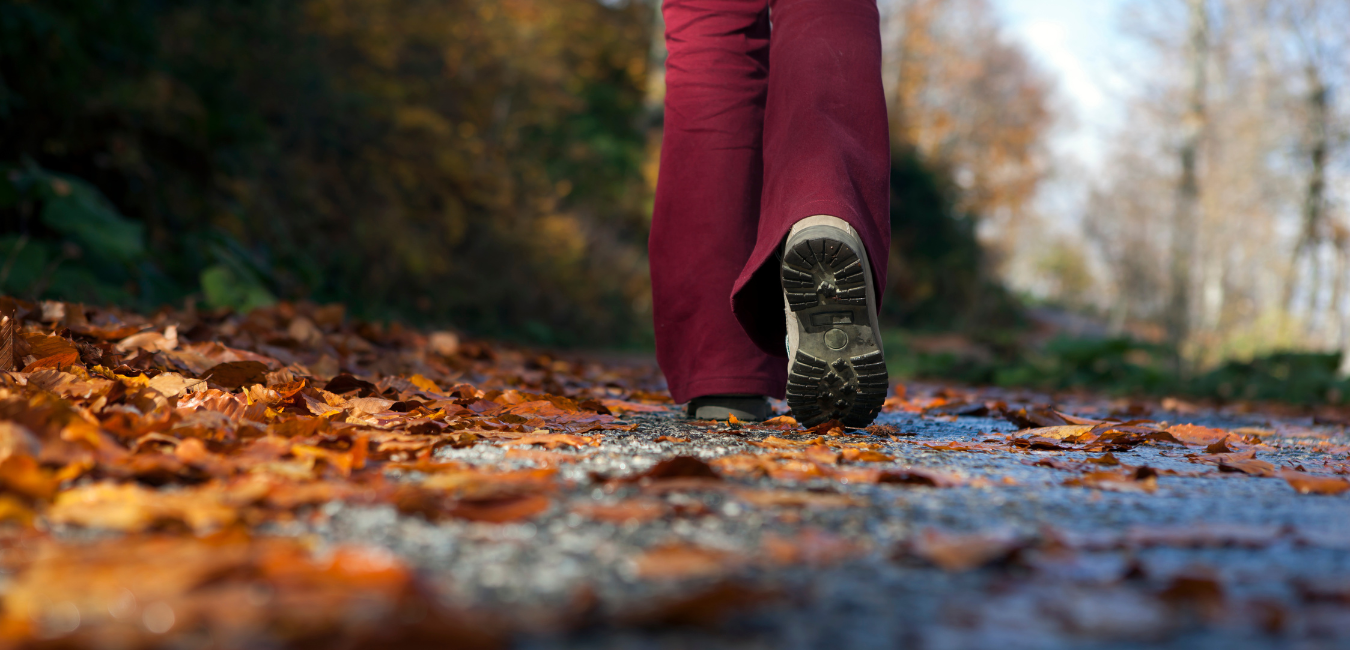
[
  {"x1": 686, "y1": 394, "x2": 772, "y2": 421},
  {"x1": 781, "y1": 215, "x2": 888, "y2": 427}
]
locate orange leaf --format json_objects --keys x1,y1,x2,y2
[
  {"x1": 1218, "y1": 457, "x2": 1277, "y2": 477},
  {"x1": 572, "y1": 499, "x2": 666, "y2": 524},
  {"x1": 631, "y1": 544, "x2": 739, "y2": 580},
  {"x1": 22, "y1": 350, "x2": 80, "y2": 372},
  {"x1": 1167, "y1": 423, "x2": 1231, "y2": 446},
  {"x1": 1281, "y1": 469, "x2": 1350, "y2": 495},
  {"x1": 448, "y1": 493, "x2": 550, "y2": 523}
]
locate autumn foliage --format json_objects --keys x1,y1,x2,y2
[{"x1": 4, "y1": 295, "x2": 1350, "y2": 645}]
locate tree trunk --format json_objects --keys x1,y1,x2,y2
[
  {"x1": 1166, "y1": 0, "x2": 1209, "y2": 372},
  {"x1": 1302, "y1": 69, "x2": 1330, "y2": 340}
]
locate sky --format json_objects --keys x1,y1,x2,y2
[{"x1": 991, "y1": 0, "x2": 1131, "y2": 171}]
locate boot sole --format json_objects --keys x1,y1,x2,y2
[{"x1": 782, "y1": 235, "x2": 887, "y2": 427}]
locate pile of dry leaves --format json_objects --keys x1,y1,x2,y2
[{"x1": 0, "y1": 297, "x2": 668, "y2": 647}]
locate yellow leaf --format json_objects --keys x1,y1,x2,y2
[{"x1": 409, "y1": 374, "x2": 442, "y2": 394}]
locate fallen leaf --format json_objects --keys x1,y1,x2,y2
[
  {"x1": 625, "y1": 456, "x2": 720, "y2": 481},
  {"x1": 115, "y1": 329, "x2": 177, "y2": 353},
  {"x1": 408, "y1": 373, "x2": 442, "y2": 394},
  {"x1": 1159, "y1": 569, "x2": 1225, "y2": 616},
  {"x1": 1065, "y1": 467, "x2": 1158, "y2": 493},
  {"x1": 502, "y1": 448, "x2": 587, "y2": 466},
  {"x1": 761, "y1": 415, "x2": 799, "y2": 428},
  {"x1": 630, "y1": 544, "x2": 739, "y2": 580},
  {"x1": 750, "y1": 435, "x2": 828, "y2": 449},
  {"x1": 907, "y1": 528, "x2": 1023, "y2": 571},
  {"x1": 1280, "y1": 469, "x2": 1350, "y2": 495},
  {"x1": 601, "y1": 399, "x2": 668, "y2": 414},
  {"x1": 1219, "y1": 456, "x2": 1277, "y2": 477},
  {"x1": 916, "y1": 441, "x2": 998, "y2": 453},
  {"x1": 0, "y1": 455, "x2": 59, "y2": 501},
  {"x1": 201, "y1": 361, "x2": 269, "y2": 390},
  {"x1": 1002, "y1": 406, "x2": 1072, "y2": 429},
  {"x1": 1021, "y1": 424, "x2": 1096, "y2": 440},
  {"x1": 620, "y1": 581, "x2": 771, "y2": 627},
  {"x1": 761, "y1": 529, "x2": 862, "y2": 566},
  {"x1": 499, "y1": 432, "x2": 599, "y2": 449},
  {"x1": 1167, "y1": 423, "x2": 1231, "y2": 446},
  {"x1": 840, "y1": 448, "x2": 893, "y2": 463},
  {"x1": 734, "y1": 489, "x2": 861, "y2": 509},
  {"x1": 0, "y1": 536, "x2": 500, "y2": 648},
  {"x1": 878, "y1": 468, "x2": 964, "y2": 487},
  {"x1": 573, "y1": 499, "x2": 666, "y2": 524},
  {"x1": 48, "y1": 482, "x2": 240, "y2": 533},
  {"x1": 448, "y1": 493, "x2": 550, "y2": 522}
]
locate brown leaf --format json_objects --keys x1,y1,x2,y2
[
  {"x1": 573, "y1": 499, "x2": 666, "y2": 524},
  {"x1": 878, "y1": 467, "x2": 964, "y2": 487},
  {"x1": 1219, "y1": 456, "x2": 1277, "y2": 477},
  {"x1": 599, "y1": 399, "x2": 668, "y2": 414},
  {"x1": 621, "y1": 581, "x2": 771, "y2": 628},
  {"x1": 1065, "y1": 468, "x2": 1158, "y2": 493},
  {"x1": 626, "y1": 455, "x2": 720, "y2": 481},
  {"x1": 201, "y1": 360, "x2": 269, "y2": 390},
  {"x1": 421, "y1": 467, "x2": 556, "y2": 499},
  {"x1": 1205, "y1": 436, "x2": 1235, "y2": 454},
  {"x1": 1280, "y1": 469, "x2": 1350, "y2": 495},
  {"x1": 761, "y1": 529, "x2": 863, "y2": 566},
  {"x1": 806, "y1": 419, "x2": 844, "y2": 436},
  {"x1": 1002, "y1": 406, "x2": 1071, "y2": 429},
  {"x1": 917, "y1": 441, "x2": 999, "y2": 453},
  {"x1": 1159, "y1": 570, "x2": 1225, "y2": 616},
  {"x1": 1, "y1": 536, "x2": 501, "y2": 649},
  {"x1": 499, "y1": 432, "x2": 599, "y2": 449},
  {"x1": 840, "y1": 448, "x2": 893, "y2": 463},
  {"x1": 630, "y1": 544, "x2": 739, "y2": 580},
  {"x1": 1012, "y1": 436, "x2": 1071, "y2": 450},
  {"x1": 1167, "y1": 423, "x2": 1231, "y2": 446},
  {"x1": 448, "y1": 493, "x2": 550, "y2": 523},
  {"x1": 1020, "y1": 424, "x2": 1097, "y2": 440},
  {"x1": 502, "y1": 448, "x2": 588, "y2": 466},
  {"x1": 908, "y1": 528, "x2": 1024, "y2": 571},
  {"x1": 22, "y1": 349, "x2": 80, "y2": 372},
  {"x1": 733, "y1": 488, "x2": 861, "y2": 509}
]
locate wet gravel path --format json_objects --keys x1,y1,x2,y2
[{"x1": 278, "y1": 405, "x2": 1350, "y2": 649}]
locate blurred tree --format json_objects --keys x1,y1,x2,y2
[
  {"x1": 885, "y1": 0, "x2": 1054, "y2": 248},
  {"x1": 881, "y1": 0, "x2": 1053, "y2": 331},
  {"x1": 1082, "y1": 0, "x2": 1349, "y2": 369},
  {"x1": 1165, "y1": 0, "x2": 1210, "y2": 370},
  {"x1": 1, "y1": 0, "x2": 654, "y2": 345}
]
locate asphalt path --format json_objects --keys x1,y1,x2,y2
[{"x1": 287, "y1": 395, "x2": 1350, "y2": 649}]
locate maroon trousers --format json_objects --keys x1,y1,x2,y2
[{"x1": 650, "y1": 0, "x2": 891, "y2": 403}]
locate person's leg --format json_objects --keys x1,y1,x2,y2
[
  {"x1": 733, "y1": 0, "x2": 891, "y2": 425},
  {"x1": 729, "y1": 0, "x2": 891, "y2": 356},
  {"x1": 650, "y1": 0, "x2": 786, "y2": 407}
]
